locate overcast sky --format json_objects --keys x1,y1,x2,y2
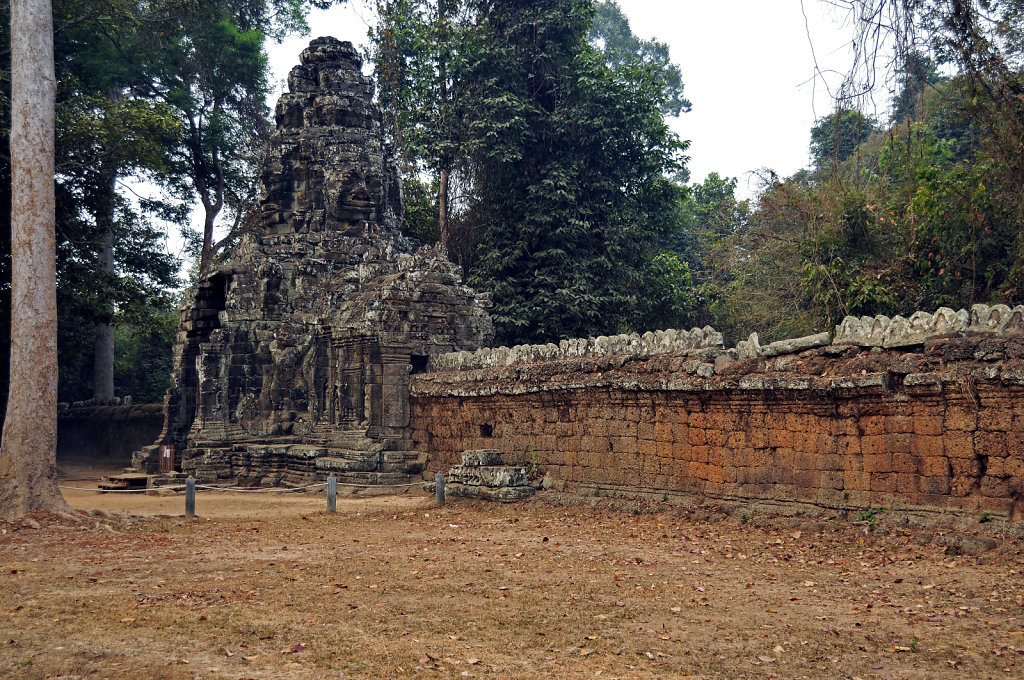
[{"x1": 267, "y1": 0, "x2": 864, "y2": 199}]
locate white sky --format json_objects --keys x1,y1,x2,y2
[{"x1": 266, "y1": 0, "x2": 864, "y2": 199}]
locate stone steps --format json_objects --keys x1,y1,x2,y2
[{"x1": 182, "y1": 441, "x2": 425, "y2": 492}]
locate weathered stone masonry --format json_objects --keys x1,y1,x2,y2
[
  {"x1": 133, "y1": 38, "x2": 492, "y2": 485},
  {"x1": 412, "y1": 308, "x2": 1024, "y2": 519},
  {"x1": 132, "y1": 37, "x2": 1024, "y2": 521}
]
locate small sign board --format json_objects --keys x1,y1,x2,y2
[{"x1": 158, "y1": 445, "x2": 175, "y2": 473}]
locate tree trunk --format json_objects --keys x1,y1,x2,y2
[
  {"x1": 92, "y1": 173, "x2": 116, "y2": 403},
  {"x1": 438, "y1": 167, "x2": 450, "y2": 256},
  {"x1": 0, "y1": 0, "x2": 72, "y2": 519},
  {"x1": 198, "y1": 203, "x2": 217, "y2": 275},
  {"x1": 2, "y1": 0, "x2": 71, "y2": 517},
  {"x1": 437, "y1": 0, "x2": 451, "y2": 257}
]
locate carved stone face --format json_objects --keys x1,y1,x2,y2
[{"x1": 330, "y1": 166, "x2": 378, "y2": 229}]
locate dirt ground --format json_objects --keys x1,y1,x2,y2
[{"x1": 1, "y1": 470, "x2": 1023, "y2": 680}]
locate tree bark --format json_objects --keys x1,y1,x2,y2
[
  {"x1": 1, "y1": 0, "x2": 72, "y2": 519},
  {"x1": 438, "y1": 167, "x2": 450, "y2": 256}
]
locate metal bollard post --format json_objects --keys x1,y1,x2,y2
[
  {"x1": 185, "y1": 476, "x2": 196, "y2": 518},
  {"x1": 435, "y1": 472, "x2": 445, "y2": 507},
  {"x1": 327, "y1": 475, "x2": 337, "y2": 513}
]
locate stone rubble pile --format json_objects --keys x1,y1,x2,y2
[{"x1": 443, "y1": 449, "x2": 535, "y2": 503}]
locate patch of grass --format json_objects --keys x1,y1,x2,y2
[{"x1": 855, "y1": 506, "x2": 885, "y2": 527}]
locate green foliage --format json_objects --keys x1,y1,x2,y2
[
  {"x1": 401, "y1": 175, "x2": 442, "y2": 245},
  {"x1": 630, "y1": 252, "x2": 699, "y2": 333},
  {"x1": 463, "y1": 0, "x2": 688, "y2": 343},
  {"x1": 673, "y1": 172, "x2": 748, "y2": 283},
  {"x1": 855, "y1": 506, "x2": 886, "y2": 527},
  {"x1": 369, "y1": 0, "x2": 690, "y2": 343},
  {"x1": 810, "y1": 108, "x2": 881, "y2": 173},
  {"x1": 114, "y1": 306, "x2": 178, "y2": 403},
  {"x1": 589, "y1": 0, "x2": 690, "y2": 117},
  {"x1": 2, "y1": 0, "x2": 337, "y2": 408},
  {"x1": 704, "y1": 6, "x2": 1024, "y2": 339}
]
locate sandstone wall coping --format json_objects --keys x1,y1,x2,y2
[{"x1": 428, "y1": 304, "x2": 1024, "y2": 375}]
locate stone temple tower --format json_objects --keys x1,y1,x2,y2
[{"x1": 134, "y1": 37, "x2": 493, "y2": 486}]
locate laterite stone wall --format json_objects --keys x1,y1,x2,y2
[
  {"x1": 58, "y1": 404, "x2": 164, "y2": 467},
  {"x1": 411, "y1": 336, "x2": 1024, "y2": 519}
]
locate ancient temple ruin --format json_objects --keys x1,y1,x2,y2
[
  {"x1": 125, "y1": 38, "x2": 1024, "y2": 520},
  {"x1": 134, "y1": 37, "x2": 493, "y2": 485}
]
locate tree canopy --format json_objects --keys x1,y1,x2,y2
[
  {"x1": 0, "y1": 0, "x2": 341, "y2": 407},
  {"x1": 369, "y1": 0, "x2": 691, "y2": 344}
]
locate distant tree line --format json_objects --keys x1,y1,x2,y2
[{"x1": 692, "y1": 0, "x2": 1024, "y2": 344}]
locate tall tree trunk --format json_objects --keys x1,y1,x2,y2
[
  {"x1": 438, "y1": 167, "x2": 450, "y2": 256},
  {"x1": 436, "y1": 0, "x2": 451, "y2": 257},
  {"x1": 1, "y1": 0, "x2": 72, "y2": 518},
  {"x1": 92, "y1": 171, "x2": 116, "y2": 403},
  {"x1": 198, "y1": 203, "x2": 218, "y2": 275}
]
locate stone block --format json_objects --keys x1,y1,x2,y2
[
  {"x1": 910, "y1": 435, "x2": 943, "y2": 458},
  {"x1": 978, "y1": 408, "x2": 1012, "y2": 431},
  {"x1": 844, "y1": 469, "x2": 870, "y2": 491},
  {"x1": 919, "y1": 475, "x2": 951, "y2": 495},
  {"x1": 820, "y1": 470, "x2": 845, "y2": 489},
  {"x1": 896, "y1": 472, "x2": 919, "y2": 494},
  {"x1": 981, "y1": 476, "x2": 1010, "y2": 497},
  {"x1": 447, "y1": 464, "x2": 529, "y2": 487},
  {"x1": 870, "y1": 473, "x2": 897, "y2": 493},
  {"x1": 884, "y1": 433, "x2": 912, "y2": 455},
  {"x1": 860, "y1": 415, "x2": 888, "y2": 435},
  {"x1": 912, "y1": 416, "x2": 943, "y2": 436},
  {"x1": 761, "y1": 332, "x2": 830, "y2": 357},
  {"x1": 944, "y1": 431, "x2": 975, "y2": 459},
  {"x1": 460, "y1": 449, "x2": 505, "y2": 467},
  {"x1": 863, "y1": 453, "x2": 891, "y2": 473},
  {"x1": 892, "y1": 453, "x2": 920, "y2": 474},
  {"x1": 446, "y1": 483, "x2": 534, "y2": 503},
  {"x1": 945, "y1": 406, "x2": 978, "y2": 431},
  {"x1": 861, "y1": 435, "x2": 887, "y2": 456}
]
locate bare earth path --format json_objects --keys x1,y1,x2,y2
[{"x1": 1, "y1": 482, "x2": 1022, "y2": 679}]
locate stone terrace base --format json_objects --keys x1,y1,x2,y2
[{"x1": 180, "y1": 431, "x2": 424, "y2": 489}]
